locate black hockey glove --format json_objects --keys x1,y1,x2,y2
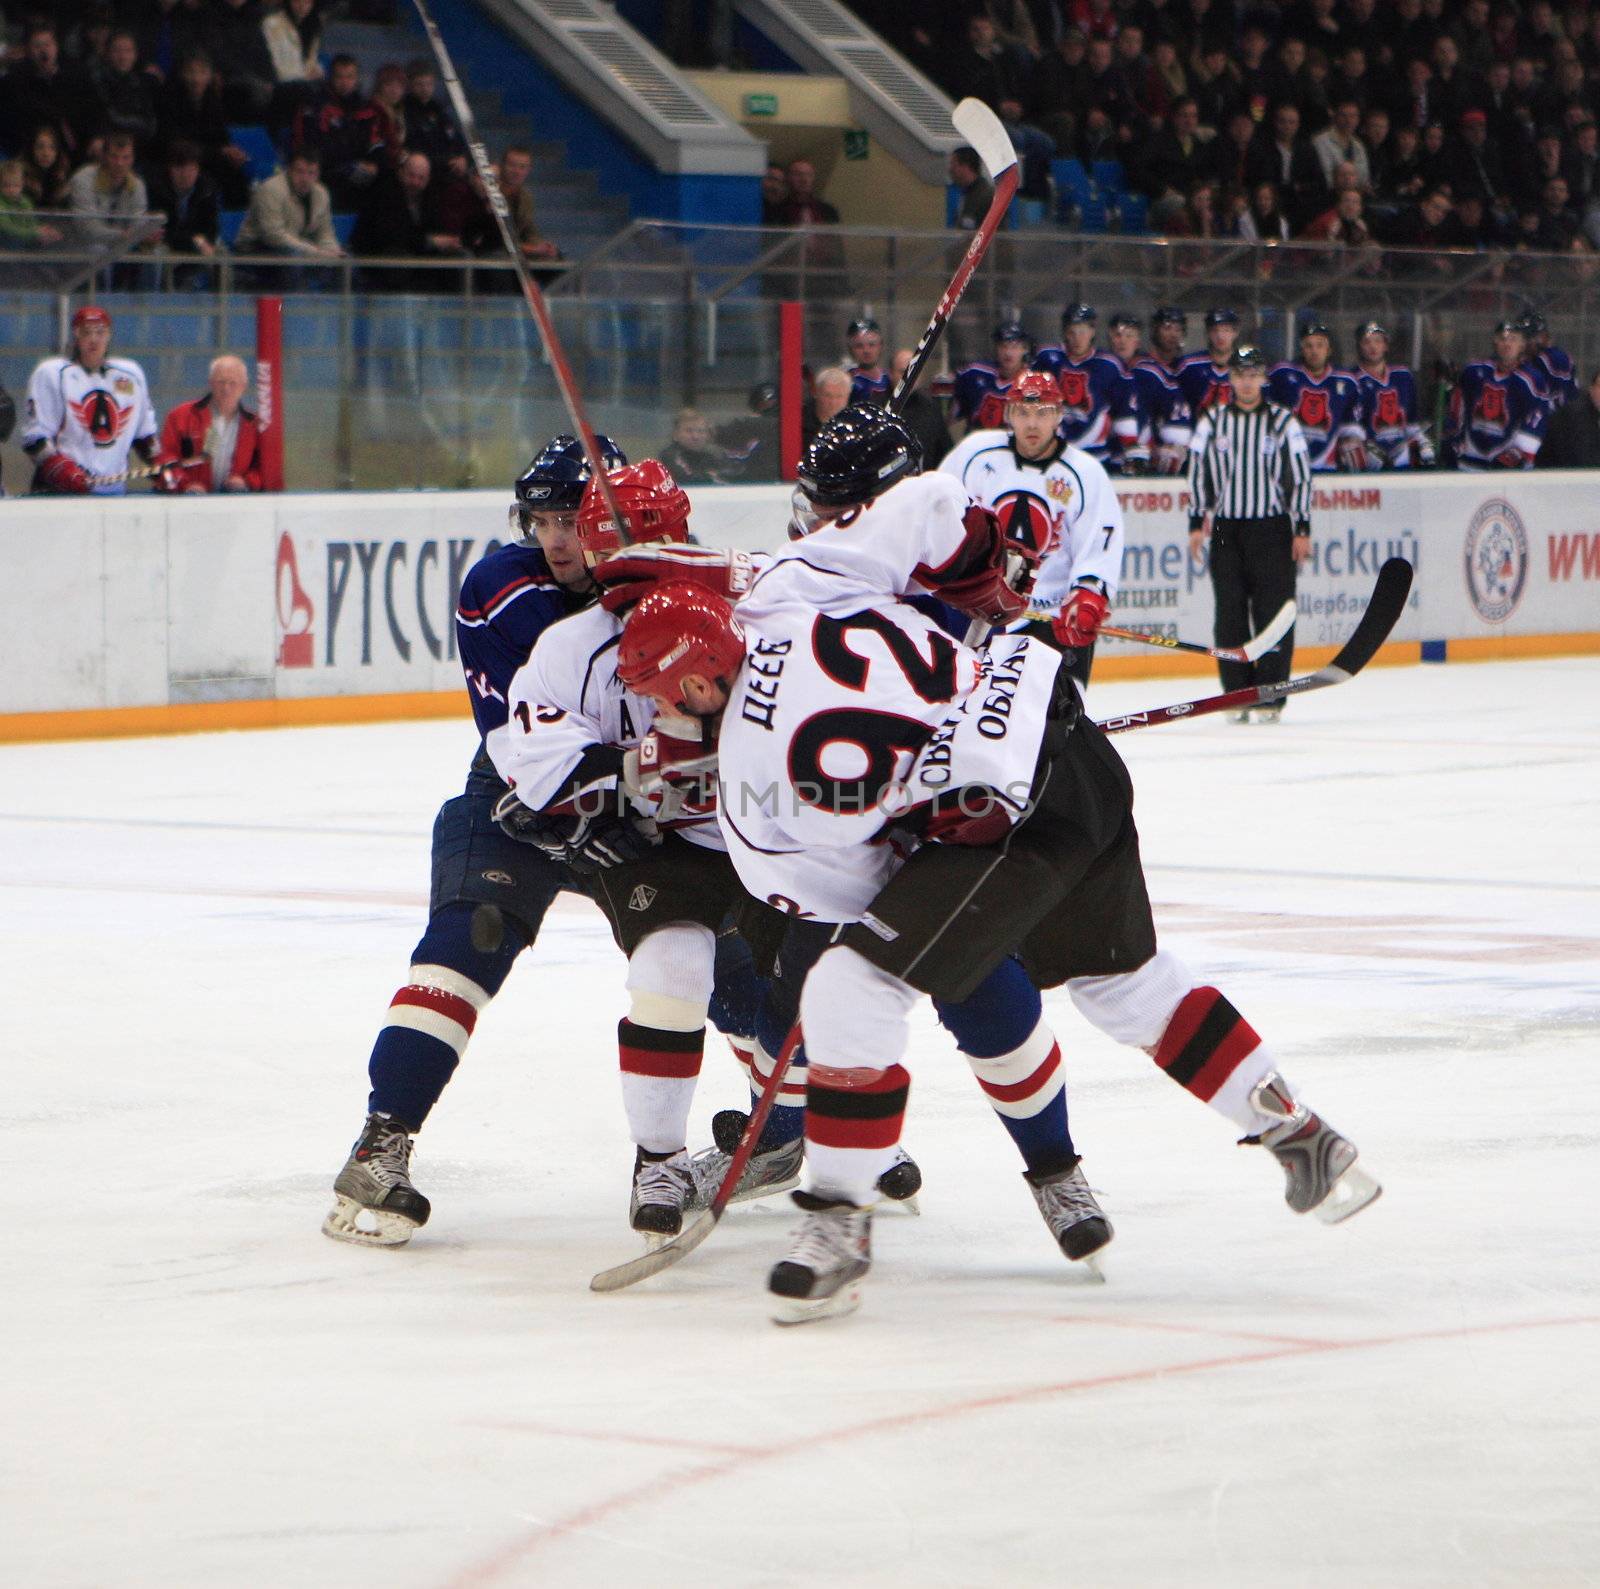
[
  {"x1": 563, "y1": 807, "x2": 660, "y2": 873},
  {"x1": 491, "y1": 789, "x2": 576, "y2": 861}
]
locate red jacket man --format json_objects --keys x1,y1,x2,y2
[{"x1": 157, "y1": 354, "x2": 265, "y2": 492}]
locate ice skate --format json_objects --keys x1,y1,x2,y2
[
  {"x1": 686, "y1": 1109, "x2": 803, "y2": 1210},
  {"x1": 1244, "y1": 1074, "x2": 1382, "y2": 1224},
  {"x1": 875, "y1": 1145, "x2": 923, "y2": 1214},
  {"x1": 629, "y1": 1147, "x2": 696, "y2": 1248},
  {"x1": 769, "y1": 1191, "x2": 873, "y2": 1325},
  {"x1": 1229, "y1": 708, "x2": 1252, "y2": 724},
  {"x1": 1253, "y1": 703, "x2": 1284, "y2": 725},
  {"x1": 322, "y1": 1112, "x2": 430, "y2": 1247},
  {"x1": 1024, "y1": 1157, "x2": 1112, "y2": 1276}
]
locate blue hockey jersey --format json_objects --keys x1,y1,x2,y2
[
  {"x1": 1175, "y1": 353, "x2": 1234, "y2": 420},
  {"x1": 1354, "y1": 364, "x2": 1432, "y2": 468},
  {"x1": 847, "y1": 364, "x2": 891, "y2": 405},
  {"x1": 455, "y1": 542, "x2": 590, "y2": 744},
  {"x1": 1527, "y1": 345, "x2": 1578, "y2": 408},
  {"x1": 1031, "y1": 345, "x2": 1144, "y2": 467},
  {"x1": 1131, "y1": 356, "x2": 1192, "y2": 472},
  {"x1": 1445, "y1": 363, "x2": 1549, "y2": 469},
  {"x1": 1267, "y1": 364, "x2": 1365, "y2": 471},
  {"x1": 950, "y1": 361, "x2": 1016, "y2": 430}
]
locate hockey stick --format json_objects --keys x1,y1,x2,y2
[
  {"x1": 890, "y1": 98, "x2": 1019, "y2": 412},
  {"x1": 1096, "y1": 557, "x2": 1412, "y2": 735},
  {"x1": 1023, "y1": 596, "x2": 1298, "y2": 665},
  {"x1": 408, "y1": 0, "x2": 626, "y2": 538},
  {"x1": 590, "y1": 1023, "x2": 802, "y2": 1292},
  {"x1": 85, "y1": 455, "x2": 205, "y2": 488}
]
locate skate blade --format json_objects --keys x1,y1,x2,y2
[
  {"x1": 637, "y1": 1228, "x2": 679, "y2": 1253},
  {"x1": 771, "y1": 1286, "x2": 862, "y2": 1327},
  {"x1": 1079, "y1": 1253, "x2": 1108, "y2": 1283},
  {"x1": 876, "y1": 1194, "x2": 920, "y2": 1217},
  {"x1": 1314, "y1": 1162, "x2": 1383, "y2": 1225},
  {"x1": 727, "y1": 1169, "x2": 802, "y2": 1208},
  {"x1": 321, "y1": 1196, "x2": 418, "y2": 1247}
]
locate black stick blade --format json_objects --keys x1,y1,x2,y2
[{"x1": 1321, "y1": 557, "x2": 1414, "y2": 681}]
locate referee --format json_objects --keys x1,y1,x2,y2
[{"x1": 1186, "y1": 342, "x2": 1313, "y2": 723}]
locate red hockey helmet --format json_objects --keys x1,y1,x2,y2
[
  {"x1": 72, "y1": 305, "x2": 112, "y2": 332},
  {"x1": 1007, "y1": 370, "x2": 1062, "y2": 407},
  {"x1": 618, "y1": 581, "x2": 746, "y2": 712},
  {"x1": 576, "y1": 459, "x2": 691, "y2": 566}
]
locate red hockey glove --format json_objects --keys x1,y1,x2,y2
[
  {"x1": 1336, "y1": 437, "x2": 1369, "y2": 472},
  {"x1": 623, "y1": 715, "x2": 719, "y2": 827},
  {"x1": 917, "y1": 505, "x2": 1030, "y2": 625},
  {"x1": 1493, "y1": 447, "x2": 1529, "y2": 468},
  {"x1": 1151, "y1": 443, "x2": 1187, "y2": 476},
  {"x1": 36, "y1": 453, "x2": 91, "y2": 494},
  {"x1": 595, "y1": 545, "x2": 757, "y2": 613},
  {"x1": 1051, "y1": 583, "x2": 1109, "y2": 648}
]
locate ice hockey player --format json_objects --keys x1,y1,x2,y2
[
  {"x1": 949, "y1": 320, "x2": 1034, "y2": 432},
  {"x1": 21, "y1": 305, "x2": 159, "y2": 495},
  {"x1": 939, "y1": 370, "x2": 1124, "y2": 687},
  {"x1": 1517, "y1": 310, "x2": 1577, "y2": 408},
  {"x1": 1132, "y1": 306, "x2": 1194, "y2": 475},
  {"x1": 622, "y1": 408, "x2": 1380, "y2": 1322},
  {"x1": 1176, "y1": 306, "x2": 1241, "y2": 418},
  {"x1": 1106, "y1": 311, "x2": 1143, "y2": 369},
  {"x1": 1444, "y1": 320, "x2": 1550, "y2": 470},
  {"x1": 1267, "y1": 320, "x2": 1367, "y2": 472},
  {"x1": 1031, "y1": 303, "x2": 1146, "y2": 472},
  {"x1": 1353, "y1": 322, "x2": 1434, "y2": 470},
  {"x1": 844, "y1": 316, "x2": 890, "y2": 406}
]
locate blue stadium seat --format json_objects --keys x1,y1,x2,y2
[
  {"x1": 1014, "y1": 197, "x2": 1050, "y2": 229},
  {"x1": 228, "y1": 125, "x2": 281, "y2": 186},
  {"x1": 1053, "y1": 158, "x2": 1092, "y2": 203},
  {"x1": 332, "y1": 212, "x2": 357, "y2": 248},
  {"x1": 1117, "y1": 192, "x2": 1149, "y2": 234},
  {"x1": 1078, "y1": 199, "x2": 1110, "y2": 234},
  {"x1": 1091, "y1": 160, "x2": 1126, "y2": 196},
  {"x1": 219, "y1": 209, "x2": 246, "y2": 247},
  {"x1": 945, "y1": 184, "x2": 961, "y2": 227}
]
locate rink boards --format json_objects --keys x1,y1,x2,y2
[{"x1": 3, "y1": 470, "x2": 1598, "y2": 739}]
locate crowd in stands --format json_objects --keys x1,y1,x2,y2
[
  {"x1": 861, "y1": 0, "x2": 1600, "y2": 253},
  {"x1": 0, "y1": 5, "x2": 558, "y2": 283}
]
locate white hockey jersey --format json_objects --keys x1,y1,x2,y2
[
  {"x1": 21, "y1": 356, "x2": 157, "y2": 495},
  {"x1": 717, "y1": 472, "x2": 1063, "y2": 923},
  {"x1": 939, "y1": 430, "x2": 1124, "y2": 612},
  {"x1": 491, "y1": 602, "x2": 724, "y2": 851}
]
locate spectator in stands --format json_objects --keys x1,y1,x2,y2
[
  {"x1": 1116, "y1": 25, "x2": 1171, "y2": 128},
  {"x1": 0, "y1": 156, "x2": 64, "y2": 246},
  {"x1": 4, "y1": 24, "x2": 96, "y2": 163},
  {"x1": 1445, "y1": 107, "x2": 1512, "y2": 213},
  {"x1": 1380, "y1": 123, "x2": 1429, "y2": 204},
  {"x1": 801, "y1": 366, "x2": 852, "y2": 446},
  {"x1": 364, "y1": 64, "x2": 409, "y2": 173},
  {"x1": 717, "y1": 380, "x2": 780, "y2": 480},
  {"x1": 1529, "y1": 174, "x2": 1582, "y2": 249},
  {"x1": 1214, "y1": 110, "x2": 1257, "y2": 191},
  {"x1": 352, "y1": 149, "x2": 469, "y2": 289},
  {"x1": 1450, "y1": 0, "x2": 1494, "y2": 77},
  {"x1": 760, "y1": 162, "x2": 789, "y2": 224},
  {"x1": 1233, "y1": 24, "x2": 1279, "y2": 117},
  {"x1": 658, "y1": 407, "x2": 733, "y2": 484},
  {"x1": 209, "y1": 0, "x2": 276, "y2": 118},
  {"x1": 235, "y1": 149, "x2": 343, "y2": 276},
  {"x1": 889, "y1": 348, "x2": 950, "y2": 469},
  {"x1": 1427, "y1": 36, "x2": 1480, "y2": 129},
  {"x1": 1189, "y1": 37, "x2": 1240, "y2": 134},
  {"x1": 156, "y1": 354, "x2": 264, "y2": 491},
  {"x1": 978, "y1": 0, "x2": 1040, "y2": 60},
  {"x1": 779, "y1": 157, "x2": 841, "y2": 229},
  {"x1": 128, "y1": 0, "x2": 211, "y2": 83},
  {"x1": 492, "y1": 145, "x2": 560, "y2": 261},
  {"x1": 1302, "y1": 186, "x2": 1382, "y2": 267},
  {"x1": 1246, "y1": 102, "x2": 1329, "y2": 229},
  {"x1": 294, "y1": 55, "x2": 381, "y2": 209},
  {"x1": 158, "y1": 52, "x2": 250, "y2": 205},
  {"x1": 1383, "y1": 185, "x2": 1469, "y2": 269},
  {"x1": 146, "y1": 138, "x2": 219, "y2": 279},
  {"x1": 1535, "y1": 369, "x2": 1600, "y2": 466},
  {"x1": 72, "y1": 5, "x2": 119, "y2": 77},
  {"x1": 1393, "y1": 57, "x2": 1436, "y2": 134},
  {"x1": 845, "y1": 316, "x2": 888, "y2": 404},
  {"x1": 402, "y1": 60, "x2": 465, "y2": 176},
  {"x1": 1068, "y1": 0, "x2": 1118, "y2": 41},
  {"x1": 1080, "y1": 35, "x2": 1135, "y2": 160},
  {"x1": 1563, "y1": 117, "x2": 1600, "y2": 210},
  {"x1": 65, "y1": 130, "x2": 149, "y2": 248},
  {"x1": 998, "y1": 96, "x2": 1056, "y2": 200},
  {"x1": 948, "y1": 144, "x2": 994, "y2": 230},
  {"x1": 1142, "y1": 96, "x2": 1216, "y2": 202},
  {"x1": 262, "y1": 0, "x2": 323, "y2": 130},
  {"x1": 1452, "y1": 189, "x2": 1504, "y2": 247},
  {"x1": 1235, "y1": 179, "x2": 1291, "y2": 242},
  {"x1": 19, "y1": 126, "x2": 72, "y2": 209},
  {"x1": 946, "y1": 14, "x2": 1026, "y2": 111},
  {"x1": 1029, "y1": 27, "x2": 1089, "y2": 151},
  {"x1": 92, "y1": 31, "x2": 159, "y2": 149},
  {"x1": 1328, "y1": 44, "x2": 1372, "y2": 113},
  {"x1": 1151, "y1": 36, "x2": 1187, "y2": 106},
  {"x1": 1312, "y1": 99, "x2": 1370, "y2": 189}
]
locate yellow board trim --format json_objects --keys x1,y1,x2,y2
[{"x1": 2, "y1": 633, "x2": 1598, "y2": 744}]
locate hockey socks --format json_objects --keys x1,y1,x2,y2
[
  {"x1": 740, "y1": 1037, "x2": 808, "y2": 1149},
  {"x1": 803, "y1": 1063, "x2": 910, "y2": 1206},
  {"x1": 1151, "y1": 986, "x2": 1282, "y2": 1135},
  {"x1": 618, "y1": 1019, "x2": 705, "y2": 1154}
]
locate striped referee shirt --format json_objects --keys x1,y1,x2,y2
[{"x1": 1187, "y1": 400, "x2": 1313, "y2": 530}]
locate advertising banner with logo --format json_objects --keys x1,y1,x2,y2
[{"x1": 1, "y1": 473, "x2": 1595, "y2": 734}]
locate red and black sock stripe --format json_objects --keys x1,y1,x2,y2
[
  {"x1": 805, "y1": 1063, "x2": 911, "y2": 1150},
  {"x1": 1153, "y1": 988, "x2": 1261, "y2": 1102},
  {"x1": 618, "y1": 1019, "x2": 704, "y2": 1079}
]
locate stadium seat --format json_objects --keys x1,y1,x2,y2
[
  {"x1": 227, "y1": 125, "x2": 281, "y2": 186},
  {"x1": 1091, "y1": 160, "x2": 1126, "y2": 197},
  {"x1": 1116, "y1": 193, "x2": 1150, "y2": 235},
  {"x1": 945, "y1": 184, "x2": 961, "y2": 227},
  {"x1": 332, "y1": 213, "x2": 357, "y2": 248},
  {"x1": 219, "y1": 209, "x2": 246, "y2": 247}
]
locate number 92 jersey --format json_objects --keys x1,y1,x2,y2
[{"x1": 717, "y1": 472, "x2": 1063, "y2": 923}]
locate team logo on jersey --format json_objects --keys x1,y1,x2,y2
[
  {"x1": 68, "y1": 389, "x2": 133, "y2": 447},
  {"x1": 993, "y1": 490, "x2": 1057, "y2": 561},
  {"x1": 628, "y1": 884, "x2": 658, "y2": 912},
  {"x1": 1297, "y1": 389, "x2": 1330, "y2": 428},
  {"x1": 1374, "y1": 389, "x2": 1404, "y2": 428},
  {"x1": 1464, "y1": 498, "x2": 1528, "y2": 624},
  {"x1": 1057, "y1": 371, "x2": 1089, "y2": 411},
  {"x1": 1475, "y1": 385, "x2": 1507, "y2": 425}
]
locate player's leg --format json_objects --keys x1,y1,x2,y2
[
  {"x1": 1208, "y1": 521, "x2": 1254, "y2": 695},
  {"x1": 933, "y1": 957, "x2": 1111, "y2": 1265},
  {"x1": 1244, "y1": 514, "x2": 1298, "y2": 717},
  {"x1": 324, "y1": 778, "x2": 564, "y2": 1247}
]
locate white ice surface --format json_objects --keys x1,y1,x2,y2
[{"x1": 4, "y1": 658, "x2": 1599, "y2": 1589}]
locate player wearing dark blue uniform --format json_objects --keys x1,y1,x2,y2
[
  {"x1": 844, "y1": 317, "x2": 891, "y2": 406},
  {"x1": 1353, "y1": 322, "x2": 1434, "y2": 469},
  {"x1": 948, "y1": 320, "x2": 1034, "y2": 432},
  {"x1": 1444, "y1": 321, "x2": 1550, "y2": 470},
  {"x1": 1133, "y1": 305, "x2": 1194, "y2": 474},
  {"x1": 1518, "y1": 311, "x2": 1578, "y2": 408},
  {"x1": 1176, "y1": 306, "x2": 1241, "y2": 420},
  {"x1": 1032, "y1": 303, "x2": 1146, "y2": 471},
  {"x1": 1267, "y1": 321, "x2": 1367, "y2": 472}
]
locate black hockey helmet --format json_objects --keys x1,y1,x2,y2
[
  {"x1": 1204, "y1": 306, "x2": 1240, "y2": 328},
  {"x1": 796, "y1": 404, "x2": 922, "y2": 507},
  {"x1": 1516, "y1": 308, "x2": 1548, "y2": 338},
  {"x1": 1229, "y1": 343, "x2": 1268, "y2": 370},
  {"x1": 1151, "y1": 304, "x2": 1187, "y2": 329},
  {"x1": 513, "y1": 433, "x2": 626, "y2": 532},
  {"x1": 1493, "y1": 317, "x2": 1526, "y2": 337},
  {"x1": 846, "y1": 316, "x2": 881, "y2": 337},
  {"x1": 1298, "y1": 318, "x2": 1332, "y2": 341},
  {"x1": 748, "y1": 379, "x2": 779, "y2": 413},
  {"x1": 1062, "y1": 302, "x2": 1098, "y2": 326},
  {"x1": 1355, "y1": 319, "x2": 1389, "y2": 345},
  {"x1": 993, "y1": 319, "x2": 1031, "y2": 345},
  {"x1": 1108, "y1": 311, "x2": 1140, "y2": 331}
]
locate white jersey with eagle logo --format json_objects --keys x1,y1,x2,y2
[
  {"x1": 21, "y1": 356, "x2": 157, "y2": 495},
  {"x1": 939, "y1": 429, "x2": 1124, "y2": 613},
  {"x1": 491, "y1": 601, "x2": 726, "y2": 850},
  {"x1": 717, "y1": 471, "x2": 1063, "y2": 923}
]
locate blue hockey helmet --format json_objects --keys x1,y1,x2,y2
[{"x1": 513, "y1": 433, "x2": 626, "y2": 533}]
